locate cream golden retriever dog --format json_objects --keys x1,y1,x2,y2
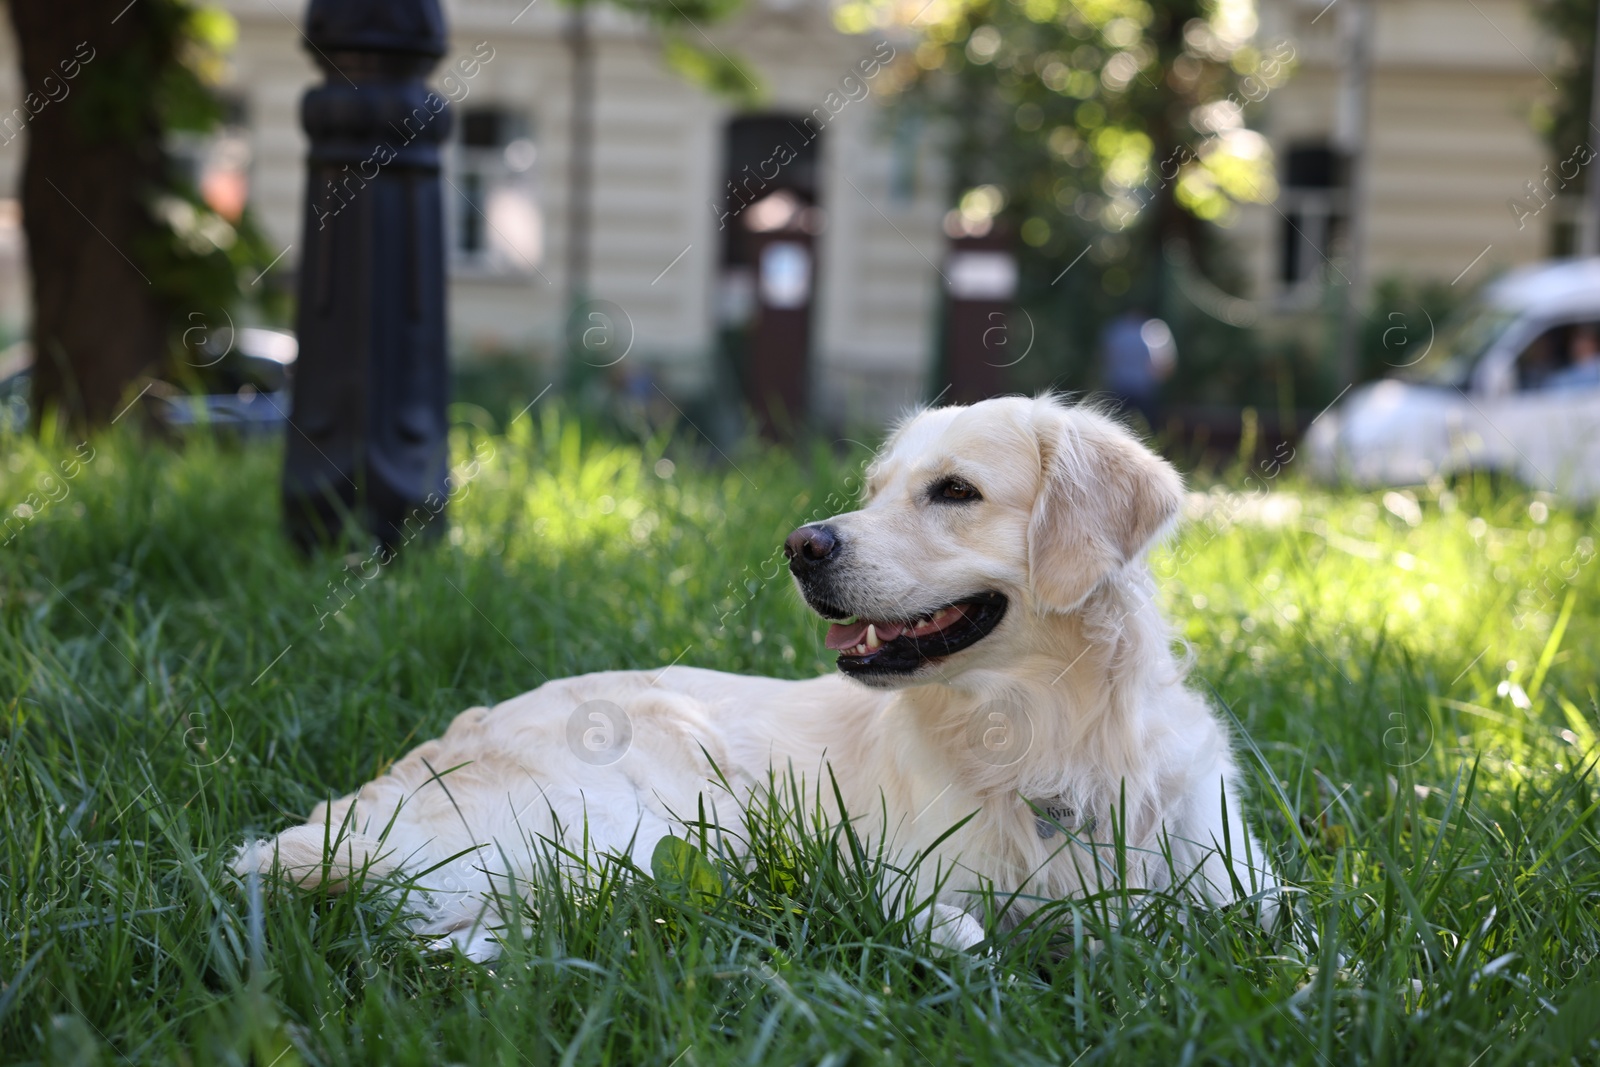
[{"x1": 236, "y1": 395, "x2": 1278, "y2": 958}]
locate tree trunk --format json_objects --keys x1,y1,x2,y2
[{"x1": 8, "y1": 1, "x2": 173, "y2": 432}]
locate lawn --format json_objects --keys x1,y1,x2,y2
[{"x1": 2, "y1": 409, "x2": 1598, "y2": 1065}]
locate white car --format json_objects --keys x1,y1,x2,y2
[{"x1": 1305, "y1": 258, "x2": 1600, "y2": 499}]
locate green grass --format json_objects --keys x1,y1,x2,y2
[{"x1": 2, "y1": 409, "x2": 1598, "y2": 1066}]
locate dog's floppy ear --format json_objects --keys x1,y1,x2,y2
[{"x1": 1028, "y1": 404, "x2": 1184, "y2": 613}]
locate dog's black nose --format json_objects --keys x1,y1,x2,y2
[{"x1": 784, "y1": 524, "x2": 839, "y2": 575}]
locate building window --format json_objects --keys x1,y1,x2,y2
[
  {"x1": 449, "y1": 106, "x2": 541, "y2": 275},
  {"x1": 1278, "y1": 143, "x2": 1345, "y2": 293},
  {"x1": 888, "y1": 111, "x2": 921, "y2": 206}
]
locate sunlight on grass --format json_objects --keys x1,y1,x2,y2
[
  {"x1": 1155, "y1": 476, "x2": 1597, "y2": 790},
  {"x1": 2, "y1": 413, "x2": 1597, "y2": 1065}
]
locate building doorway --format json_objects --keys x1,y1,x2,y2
[{"x1": 716, "y1": 116, "x2": 823, "y2": 437}]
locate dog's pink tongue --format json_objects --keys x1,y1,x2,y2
[
  {"x1": 826, "y1": 621, "x2": 868, "y2": 650},
  {"x1": 825, "y1": 620, "x2": 907, "y2": 650}
]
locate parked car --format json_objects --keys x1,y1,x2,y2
[
  {"x1": 159, "y1": 327, "x2": 297, "y2": 432},
  {"x1": 0, "y1": 328, "x2": 296, "y2": 434},
  {"x1": 1305, "y1": 258, "x2": 1600, "y2": 499}
]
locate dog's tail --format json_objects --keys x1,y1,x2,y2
[{"x1": 231, "y1": 824, "x2": 400, "y2": 892}]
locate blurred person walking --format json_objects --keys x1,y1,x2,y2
[{"x1": 1098, "y1": 307, "x2": 1177, "y2": 431}]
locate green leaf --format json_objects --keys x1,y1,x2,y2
[
  {"x1": 661, "y1": 36, "x2": 766, "y2": 106},
  {"x1": 650, "y1": 836, "x2": 723, "y2": 905},
  {"x1": 187, "y1": 6, "x2": 240, "y2": 51}
]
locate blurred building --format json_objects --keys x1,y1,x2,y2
[
  {"x1": 0, "y1": 0, "x2": 948, "y2": 423},
  {"x1": 0, "y1": 0, "x2": 1575, "y2": 415},
  {"x1": 248, "y1": 0, "x2": 953, "y2": 423},
  {"x1": 1243, "y1": 0, "x2": 1552, "y2": 306}
]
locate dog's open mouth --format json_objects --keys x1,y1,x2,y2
[{"x1": 822, "y1": 592, "x2": 1007, "y2": 676}]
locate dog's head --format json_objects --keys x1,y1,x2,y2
[{"x1": 786, "y1": 396, "x2": 1183, "y2": 687}]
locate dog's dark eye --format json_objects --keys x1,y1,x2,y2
[{"x1": 932, "y1": 478, "x2": 981, "y2": 503}]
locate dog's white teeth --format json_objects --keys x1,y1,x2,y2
[
  {"x1": 906, "y1": 606, "x2": 958, "y2": 638},
  {"x1": 866, "y1": 624, "x2": 881, "y2": 650},
  {"x1": 854, "y1": 643, "x2": 868, "y2": 655}
]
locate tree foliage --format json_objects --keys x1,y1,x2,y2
[
  {"x1": 132, "y1": 3, "x2": 280, "y2": 319},
  {"x1": 1529, "y1": 0, "x2": 1599, "y2": 165},
  {"x1": 855, "y1": 0, "x2": 1283, "y2": 235},
  {"x1": 11, "y1": 0, "x2": 278, "y2": 431},
  {"x1": 836, "y1": 0, "x2": 1292, "y2": 391},
  {"x1": 590, "y1": 0, "x2": 764, "y2": 104}
]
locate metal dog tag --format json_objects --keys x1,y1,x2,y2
[{"x1": 1032, "y1": 796, "x2": 1093, "y2": 839}]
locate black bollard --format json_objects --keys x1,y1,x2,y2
[{"x1": 282, "y1": 0, "x2": 452, "y2": 553}]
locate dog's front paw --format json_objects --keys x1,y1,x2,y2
[
  {"x1": 427, "y1": 927, "x2": 503, "y2": 963},
  {"x1": 928, "y1": 903, "x2": 986, "y2": 952}
]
